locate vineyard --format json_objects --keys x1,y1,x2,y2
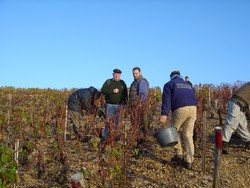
[{"x1": 0, "y1": 82, "x2": 249, "y2": 188}]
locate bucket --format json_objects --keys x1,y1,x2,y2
[{"x1": 154, "y1": 126, "x2": 178, "y2": 147}]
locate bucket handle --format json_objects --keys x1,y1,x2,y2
[{"x1": 153, "y1": 122, "x2": 175, "y2": 134}]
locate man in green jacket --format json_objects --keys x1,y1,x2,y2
[{"x1": 101, "y1": 68, "x2": 128, "y2": 141}]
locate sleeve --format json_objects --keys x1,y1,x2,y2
[
  {"x1": 161, "y1": 84, "x2": 172, "y2": 116},
  {"x1": 81, "y1": 92, "x2": 91, "y2": 112},
  {"x1": 96, "y1": 108, "x2": 106, "y2": 119},
  {"x1": 122, "y1": 81, "x2": 128, "y2": 104},
  {"x1": 101, "y1": 79, "x2": 113, "y2": 95},
  {"x1": 138, "y1": 80, "x2": 148, "y2": 102}
]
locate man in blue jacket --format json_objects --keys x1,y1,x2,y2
[
  {"x1": 129, "y1": 67, "x2": 149, "y2": 157},
  {"x1": 129, "y1": 67, "x2": 149, "y2": 106},
  {"x1": 129, "y1": 67, "x2": 149, "y2": 132},
  {"x1": 159, "y1": 70, "x2": 197, "y2": 170}
]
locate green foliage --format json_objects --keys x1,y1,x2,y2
[
  {"x1": 0, "y1": 144, "x2": 17, "y2": 187},
  {"x1": 134, "y1": 148, "x2": 140, "y2": 156},
  {"x1": 153, "y1": 86, "x2": 162, "y2": 101},
  {"x1": 88, "y1": 137, "x2": 100, "y2": 151},
  {"x1": 80, "y1": 167, "x2": 90, "y2": 178}
]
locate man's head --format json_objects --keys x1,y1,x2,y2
[
  {"x1": 93, "y1": 90, "x2": 101, "y2": 100},
  {"x1": 170, "y1": 70, "x2": 180, "y2": 78},
  {"x1": 91, "y1": 88, "x2": 103, "y2": 110},
  {"x1": 113, "y1": 68, "x2": 122, "y2": 81},
  {"x1": 185, "y1": 76, "x2": 189, "y2": 82},
  {"x1": 89, "y1": 86, "x2": 101, "y2": 99},
  {"x1": 132, "y1": 67, "x2": 141, "y2": 80}
]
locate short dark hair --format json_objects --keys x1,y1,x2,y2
[
  {"x1": 170, "y1": 70, "x2": 180, "y2": 78},
  {"x1": 185, "y1": 76, "x2": 189, "y2": 79},
  {"x1": 93, "y1": 89, "x2": 101, "y2": 99},
  {"x1": 132, "y1": 67, "x2": 141, "y2": 72}
]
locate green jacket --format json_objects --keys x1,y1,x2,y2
[{"x1": 101, "y1": 79, "x2": 128, "y2": 104}]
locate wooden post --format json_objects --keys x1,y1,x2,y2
[
  {"x1": 208, "y1": 86, "x2": 211, "y2": 108},
  {"x1": 202, "y1": 111, "x2": 206, "y2": 173},
  {"x1": 124, "y1": 116, "x2": 127, "y2": 187},
  {"x1": 213, "y1": 126, "x2": 222, "y2": 188},
  {"x1": 215, "y1": 99, "x2": 218, "y2": 112},
  {"x1": 14, "y1": 139, "x2": 19, "y2": 188},
  {"x1": 7, "y1": 94, "x2": 12, "y2": 145},
  {"x1": 64, "y1": 105, "x2": 68, "y2": 142}
]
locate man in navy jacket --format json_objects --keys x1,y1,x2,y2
[
  {"x1": 68, "y1": 86, "x2": 105, "y2": 140},
  {"x1": 159, "y1": 70, "x2": 197, "y2": 170}
]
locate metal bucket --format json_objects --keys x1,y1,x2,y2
[{"x1": 154, "y1": 127, "x2": 178, "y2": 147}]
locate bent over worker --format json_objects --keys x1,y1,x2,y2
[{"x1": 67, "y1": 86, "x2": 105, "y2": 140}]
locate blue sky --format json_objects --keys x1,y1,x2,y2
[{"x1": 0, "y1": 0, "x2": 249, "y2": 90}]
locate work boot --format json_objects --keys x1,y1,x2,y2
[
  {"x1": 182, "y1": 161, "x2": 193, "y2": 170},
  {"x1": 171, "y1": 155, "x2": 184, "y2": 162},
  {"x1": 245, "y1": 141, "x2": 250, "y2": 150},
  {"x1": 222, "y1": 141, "x2": 229, "y2": 154}
]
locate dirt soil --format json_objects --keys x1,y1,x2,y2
[{"x1": 17, "y1": 113, "x2": 250, "y2": 188}]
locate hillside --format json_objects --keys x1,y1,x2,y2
[{"x1": 17, "y1": 109, "x2": 250, "y2": 188}]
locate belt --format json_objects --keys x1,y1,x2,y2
[
  {"x1": 106, "y1": 103, "x2": 120, "y2": 106},
  {"x1": 106, "y1": 102, "x2": 123, "y2": 105}
]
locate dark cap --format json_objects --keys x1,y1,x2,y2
[
  {"x1": 170, "y1": 70, "x2": 180, "y2": 78},
  {"x1": 113, "y1": 68, "x2": 122, "y2": 74}
]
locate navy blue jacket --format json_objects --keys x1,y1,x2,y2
[
  {"x1": 161, "y1": 76, "x2": 197, "y2": 116},
  {"x1": 68, "y1": 87, "x2": 98, "y2": 113}
]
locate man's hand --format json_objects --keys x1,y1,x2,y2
[
  {"x1": 97, "y1": 109, "x2": 106, "y2": 119},
  {"x1": 159, "y1": 115, "x2": 167, "y2": 124},
  {"x1": 113, "y1": 88, "x2": 119, "y2": 93}
]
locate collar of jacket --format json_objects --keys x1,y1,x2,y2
[{"x1": 171, "y1": 74, "x2": 183, "y2": 80}]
